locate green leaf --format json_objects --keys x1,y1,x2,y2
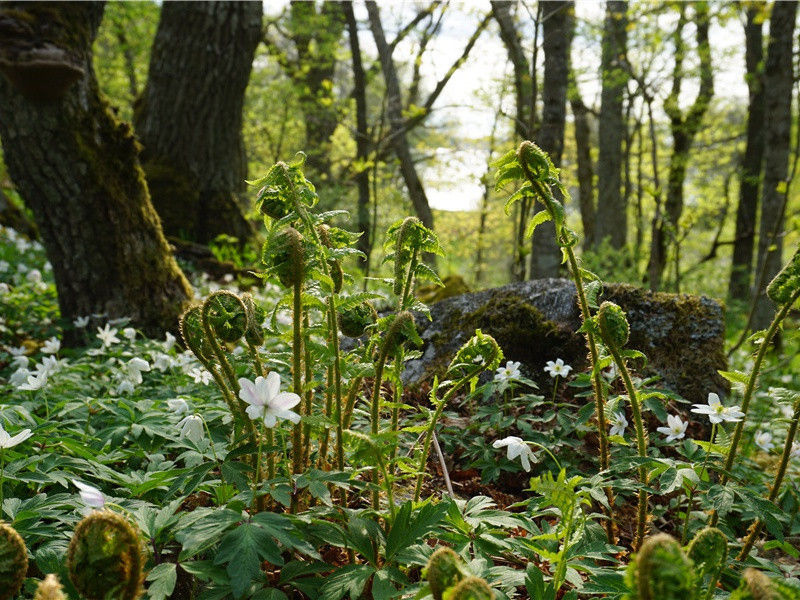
[
  {"x1": 215, "y1": 522, "x2": 283, "y2": 598},
  {"x1": 524, "y1": 209, "x2": 552, "y2": 239},
  {"x1": 146, "y1": 563, "x2": 177, "y2": 600},
  {"x1": 319, "y1": 564, "x2": 376, "y2": 600},
  {"x1": 384, "y1": 501, "x2": 448, "y2": 562}
]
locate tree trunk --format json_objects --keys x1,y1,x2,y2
[
  {"x1": 728, "y1": 3, "x2": 766, "y2": 305},
  {"x1": 594, "y1": 0, "x2": 628, "y2": 251},
  {"x1": 134, "y1": 1, "x2": 261, "y2": 245},
  {"x1": 752, "y1": 0, "x2": 797, "y2": 330},
  {"x1": 529, "y1": 1, "x2": 573, "y2": 279},
  {"x1": 366, "y1": 1, "x2": 436, "y2": 265},
  {"x1": 283, "y1": 2, "x2": 346, "y2": 185},
  {"x1": 492, "y1": 0, "x2": 534, "y2": 281},
  {"x1": 0, "y1": 1, "x2": 192, "y2": 336},
  {"x1": 646, "y1": 2, "x2": 713, "y2": 291},
  {"x1": 491, "y1": 1, "x2": 533, "y2": 140},
  {"x1": 344, "y1": 2, "x2": 371, "y2": 270},
  {"x1": 569, "y1": 77, "x2": 595, "y2": 251}
]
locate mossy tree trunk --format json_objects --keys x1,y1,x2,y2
[
  {"x1": 0, "y1": 1, "x2": 192, "y2": 336},
  {"x1": 728, "y1": 3, "x2": 766, "y2": 305},
  {"x1": 752, "y1": 0, "x2": 797, "y2": 330},
  {"x1": 134, "y1": 1, "x2": 262, "y2": 244}
]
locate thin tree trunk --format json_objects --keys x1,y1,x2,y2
[
  {"x1": 570, "y1": 76, "x2": 595, "y2": 251},
  {"x1": 728, "y1": 3, "x2": 766, "y2": 304},
  {"x1": 366, "y1": 1, "x2": 436, "y2": 265},
  {"x1": 529, "y1": 0, "x2": 573, "y2": 279},
  {"x1": 595, "y1": 0, "x2": 628, "y2": 251},
  {"x1": 344, "y1": 2, "x2": 371, "y2": 271},
  {"x1": 752, "y1": 0, "x2": 797, "y2": 330},
  {"x1": 492, "y1": 0, "x2": 534, "y2": 281},
  {"x1": 135, "y1": 1, "x2": 261, "y2": 244},
  {"x1": 647, "y1": 2, "x2": 713, "y2": 291},
  {"x1": 0, "y1": 1, "x2": 192, "y2": 336}
]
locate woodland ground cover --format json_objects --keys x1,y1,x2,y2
[{"x1": 0, "y1": 151, "x2": 798, "y2": 600}]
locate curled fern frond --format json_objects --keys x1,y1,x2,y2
[
  {"x1": 444, "y1": 576, "x2": 494, "y2": 600},
  {"x1": 767, "y1": 245, "x2": 800, "y2": 305},
  {"x1": 338, "y1": 301, "x2": 377, "y2": 338},
  {"x1": 34, "y1": 574, "x2": 67, "y2": 600},
  {"x1": 179, "y1": 304, "x2": 214, "y2": 364},
  {"x1": 424, "y1": 547, "x2": 468, "y2": 600},
  {"x1": 241, "y1": 293, "x2": 266, "y2": 346},
  {"x1": 0, "y1": 521, "x2": 28, "y2": 600},
  {"x1": 447, "y1": 329, "x2": 503, "y2": 380},
  {"x1": 262, "y1": 226, "x2": 306, "y2": 288},
  {"x1": 626, "y1": 534, "x2": 694, "y2": 600},
  {"x1": 597, "y1": 301, "x2": 630, "y2": 349},
  {"x1": 204, "y1": 291, "x2": 248, "y2": 344},
  {"x1": 67, "y1": 511, "x2": 144, "y2": 600}
]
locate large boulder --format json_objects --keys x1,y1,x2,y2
[{"x1": 404, "y1": 278, "x2": 728, "y2": 405}]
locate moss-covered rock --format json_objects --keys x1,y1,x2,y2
[{"x1": 405, "y1": 278, "x2": 728, "y2": 405}]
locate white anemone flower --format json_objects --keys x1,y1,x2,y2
[
  {"x1": 73, "y1": 316, "x2": 90, "y2": 328},
  {"x1": 19, "y1": 371, "x2": 47, "y2": 391},
  {"x1": 96, "y1": 324, "x2": 120, "y2": 347},
  {"x1": 657, "y1": 414, "x2": 688, "y2": 442},
  {"x1": 754, "y1": 431, "x2": 775, "y2": 452},
  {"x1": 9, "y1": 368, "x2": 31, "y2": 387},
  {"x1": 73, "y1": 480, "x2": 105, "y2": 508},
  {"x1": 122, "y1": 327, "x2": 137, "y2": 342},
  {"x1": 122, "y1": 357, "x2": 150, "y2": 385},
  {"x1": 492, "y1": 436, "x2": 537, "y2": 472},
  {"x1": 494, "y1": 361, "x2": 522, "y2": 384},
  {"x1": 178, "y1": 415, "x2": 205, "y2": 443},
  {"x1": 10, "y1": 355, "x2": 28, "y2": 369},
  {"x1": 609, "y1": 411, "x2": 628, "y2": 437},
  {"x1": 116, "y1": 379, "x2": 135, "y2": 395},
  {"x1": 163, "y1": 332, "x2": 177, "y2": 352},
  {"x1": 691, "y1": 393, "x2": 745, "y2": 424},
  {"x1": 189, "y1": 368, "x2": 213, "y2": 385},
  {"x1": 0, "y1": 424, "x2": 32, "y2": 448},
  {"x1": 167, "y1": 398, "x2": 190, "y2": 415},
  {"x1": 238, "y1": 372, "x2": 301, "y2": 428},
  {"x1": 41, "y1": 337, "x2": 60, "y2": 355},
  {"x1": 35, "y1": 356, "x2": 61, "y2": 377},
  {"x1": 544, "y1": 358, "x2": 573, "y2": 378}
]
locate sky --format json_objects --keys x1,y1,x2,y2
[{"x1": 270, "y1": 1, "x2": 752, "y2": 211}]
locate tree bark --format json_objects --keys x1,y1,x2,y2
[
  {"x1": 492, "y1": 0, "x2": 534, "y2": 281},
  {"x1": 728, "y1": 3, "x2": 766, "y2": 304},
  {"x1": 366, "y1": 1, "x2": 436, "y2": 264},
  {"x1": 529, "y1": 0, "x2": 573, "y2": 279},
  {"x1": 344, "y1": 2, "x2": 371, "y2": 270},
  {"x1": 0, "y1": 1, "x2": 192, "y2": 335},
  {"x1": 266, "y1": 2, "x2": 346, "y2": 185},
  {"x1": 595, "y1": 0, "x2": 628, "y2": 251},
  {"x1": 646, "y1": 2, "x2": 713, "y2": 291},
  {"x1": 569, "y1": 74, "x2": 595, "y2": 251},
  {"x1": 752, "y1": 0, "x2": 797, "y2": 329},
  {"x1": 491, "y1": 1, "x2": 533, "y2": 140},
  {"x1": 134, "y1": 1, "x2": 261, "y2": 244}
]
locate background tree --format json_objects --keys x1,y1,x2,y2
[
  {"x1": 529, "y1": 1, "x2": 574, "y2": 279},
  {"x1": 594, "y1": 0, "x2": 629, "y2": 252},
  {"x1": 646, "y1": 1, "x2": 713, "y2": 291},
  {"x1": 569, "y1": 71, "x2": 596, "y2": 251},
  {"x1": 0, "y1": 1, "x2": 191, "y2": 335},
  {"x1": 492, "y1": 0, "x2": 537, "y2": 281},
  {"x1": 752, "y1": 0, "x2": 797, "y2": 330},
  {"x1": 264, "y1": 2, "x2": 346, "y2": 191},
  {"x1": 134, "y1": 1, "x2": 262, "y2": 244},
  {"x1": 728, "y1": 2, "x2": 766, "y2": 305}
]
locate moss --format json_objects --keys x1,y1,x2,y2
[
  {"x1": 141, "y1": 159, "x2": 200, "y2": 240},
  {"x1": 604, "y1": 283, "x2": 729, "y2": 405},
  {"x1": 431, "y1": 291, "x2": 586, "y2": 386},
  {"x1": 418, "y1": 275, "x2": 471, "y2": 305}
]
